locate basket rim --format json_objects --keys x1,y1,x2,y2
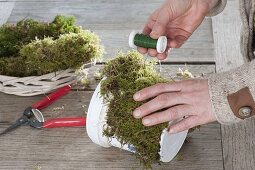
[{"x1": 0, "y1": 61, "x2": 95, "y2": 96}]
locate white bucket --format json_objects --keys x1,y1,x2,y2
[{"x1": 86, "y1": 81, "x2": 188, "y2": 162}]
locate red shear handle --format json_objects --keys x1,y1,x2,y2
[
  {"x1": 32, "y1": 85, "x2": 71, "y2": 110},
  {"x1": 42, "y1": 117, "x2": 86, "y2": 128}
]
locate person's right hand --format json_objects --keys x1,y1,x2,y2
[{"x1": 138, "y1": 0, "x2": 219, "y2": 60}]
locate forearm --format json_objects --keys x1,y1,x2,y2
[{"x1": 208, "y1": 59, "x2": 255, "y2": 124}]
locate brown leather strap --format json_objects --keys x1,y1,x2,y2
[{"x1": 227, "y1": 87, "x2": 255, "y2": 119}]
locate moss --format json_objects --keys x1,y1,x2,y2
[
  {"x1": 0, "y1": 57, "x2": 26, "y2": 77},
  {"x1": 93, "y1": 70, "x2": 103, "y2": 81},
  {"x1": 99, "y1": 51, "x2": 197, "y2": 168},
  {"x1": 47, "y1": 15, "x2": 81, "y2": 38},
  {"x1": 175, "y1": 154, "x2": 184, "y2": 161},
  {"x1": 0, "y1": 59, "x2": 6, "y2": 75},
  {"x1": 0, "y1": 16, "x2": 104, "y2": 77},
  {"x1": 100, "y1": 51, "x2": 169, "y2": 168},
  {"x1": 177, "y1": 68, "x2": 194, "y2": 79},
  {"x1": 0, "y1": 15, "x2": 81, "y2": 57},
  {"x1": 34, "y1": 163, "x2": 42, "y2": 170},
  {"x1": 19, "y1": 31, "x2": 103, "y2": 76}
]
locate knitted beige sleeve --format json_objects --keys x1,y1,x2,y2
[
  {"x1": 206, "y1": 0, "x2": 227, "y2": 16},
  {"x1": 208, "y1": 59, "x2": 255, "y2": 124}
]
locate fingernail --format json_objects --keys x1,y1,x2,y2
[
  {"x1": 143, "y1": 118, "x2": 151, "y2": 125},
  {"x1": 133, "y1": 93, "x2": 140, "y2": 100},
  {"x1": 133, "y1": 109, "x2": 141, "y2": 118},
  {"x1": 150, "y1": 31, "x2": 158, "y2": 38}
]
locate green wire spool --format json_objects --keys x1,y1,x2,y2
[{"x1": 129, "y1": 30, "x2": 167, "y2": 53}]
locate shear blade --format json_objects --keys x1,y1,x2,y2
[
  {"x1": 0, "y1": 116, "x2": 28, "y2": 136},
  {"x1": 0, "y1": 122, "x2": 21, "y2": 136}
]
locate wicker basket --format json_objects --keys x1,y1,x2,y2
[{"x1": 0, "y1": 62, "x2": 94, "y2": 96}]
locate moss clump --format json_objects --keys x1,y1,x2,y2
[
  {"x1": 0, "y1": 15, "x2": 81, "y2": 57},
  {"x1": 100, "y1": 51, "x2": 169, "y2": 168},
  {"x1": 0, "y1": 57, "x2": 26, "y2": 77},
  {"x1": 18, "y1": 31, "x2": 103, "y2": 76},
  {"x1": 0, "y1": 15, "x2": 104, "y2": 77}
]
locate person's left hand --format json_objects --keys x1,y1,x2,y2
[{"x1": 132, "y1": 79, "x2": 216, "y2": 133}]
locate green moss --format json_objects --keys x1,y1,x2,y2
[
  {"x1": 100, "y1": 51, "x2": 169, "y2": 168},
  {"x1": 0, "y1": 16, "x2": 104, "y2": 77},
  {"x1": 93, "y1": 70, "x2": 103, "y2": 81},
  {"x1": 0, "y1": 15, "x2": 81, "y2": 57},
  {"x1": 0, "y1": 57, "x2": 26, "y2": 77},
  {"x1": 18, "y1": 31, "x2": 103, "y2": 76},
  {"x1": 0, "y1": 59, "x2": 6, "y2": 75}
]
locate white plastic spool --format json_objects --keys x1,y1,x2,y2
[
  {"x1": 86, "y1": 81, "x2": 188, "y2": 162},
  {"x1": 128, "y1": 30, "x2": 167, "y2": 54}
]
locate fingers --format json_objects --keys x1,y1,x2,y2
[
  {"x1": 143, "y1": 19, "x2": 166, "y2": 58},
  {"x1": 147, "y1": 48, "x2": 168, "y2": 59},
  {"x1": 142, "y1": 8, "x2": 159, "y2": 35},
  {"x1": 157, "y1": 48, "x2": 170, "y2": 60},
  {"x1": 133, "y1": 82, "x2": 182, "y2": 101},
  {"x1": 168, "y1": 40, "x2": 183, "y2": 48},
  {"x1": 139, "y1": 8, "x2": 171, "y2": 58},
  {"x1": 137, "y1": 48, "x2": 168, "y2": 59},
  {"x1": 168, "y1": 36, "x2": 188, "y2": 48},
  {"x1": 166, "y1": 29, "x2": 191, "y2": 48},
  {"x1": 133, "y1": 93, "x2": 187, "y2": 119},
  {"x1": 143, "y1": 20, "x2": 154, "y2": 35},
  {"x1": 141, "y1": 105, "x2": 192, "y2": 126},
  {"x1": 168, "y1": 116, "x2": 199, "y2": 134},
  {"x1": 137, "y1": 47, "x2": 148, "y2": 54},
  {"x1": 148, "y1": 49, "x2": 157, "y2": 57},
  {"x1": 150, "y1": 8, "x2": 171, "y2": 39}
]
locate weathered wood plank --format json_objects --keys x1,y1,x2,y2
[
  {"x1": 0, "y1": 1, "x2": 15, "y2": 25},
  {"x1": 7, "y1": 0, "x2": 215, "y2": 63},
  {"x1": 0, "y1": 64, "x2": 221, "y2": 170},
  {"x1": 0, "y1": 0, "x2": 222, "y2": 169},
  {"x1": 0, "y1": 90, "x2": 222, "y2": 170},
  {"x1": 212, "y1": 0, "x2": 255, "y2": 170}
]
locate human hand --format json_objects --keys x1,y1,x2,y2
[
  {"x1": 132, "y1": 79, "x2": 217, "y2": 133},
  {"x1": 138, "y1": 0, "x2": 219, "y2": 60}
]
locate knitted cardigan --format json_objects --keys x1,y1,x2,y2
[{"x1": 207, "y1": 0, "x2": 255, "y2": 124}]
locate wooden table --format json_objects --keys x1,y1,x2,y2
[{"x1": 0, "y1": 0, "x2": 254, "y2": 169}]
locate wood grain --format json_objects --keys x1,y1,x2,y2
[
  {"x1": 0, "y1": 0, "x2": 224, "y2": 169},
  {"x1": 212, "y1": 0, "x2": 255, "y2": 170},
  {"x1": 0, "y1": 1, "x2": 15, "y2": 25},
  {"x1": 0, "y1": 91, "x2": 222, "y2": 170},
  {"x1": 0, "y1": 63, "x2": 222, "y2": 169}
]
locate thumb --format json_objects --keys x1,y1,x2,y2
[{"x1": 150, "y1": 8, "x2": 171, "y2": 39}]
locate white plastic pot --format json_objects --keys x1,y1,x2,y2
[{"x1": 86, "y1": 81, "x2": 188, "y2": 162}]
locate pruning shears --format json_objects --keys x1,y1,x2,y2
[{"x1": 0, "y1": 85, "x2": 86, "y2": 136}]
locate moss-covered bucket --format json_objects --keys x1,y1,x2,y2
[
  {"x1": 86, "y1": 51, "x2": 189, "y2": 168},
  {"x1": 86, "y1": 81, "x2": 187, "y2": 160}
]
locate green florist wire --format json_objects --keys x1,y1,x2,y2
[
  {"x1": 129, "y1": 30, "x2": 167, "y2": 53},
  {"x1": 134, "y1": 34, "x2": 158, "y2": 49},
  {"x1": 129, "y1": 30, "x2": 165, "y2": 72}
]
